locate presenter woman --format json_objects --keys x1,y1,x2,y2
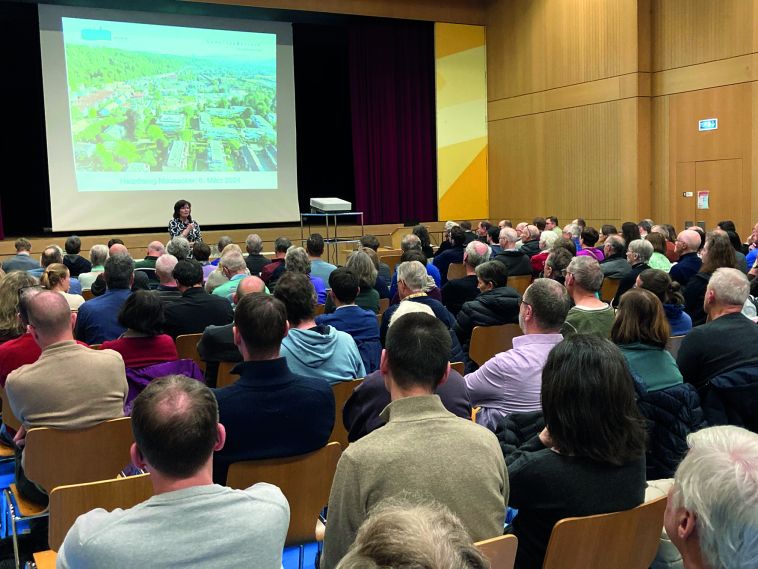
[{"x1": 168, "y1": 200, "x2": 202, "y2": 243}]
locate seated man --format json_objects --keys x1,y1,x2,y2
[
  {"x1": 600, "y1": 235, "x2": 631, "y2": 278},
  {"x1": 275, "y1": 272, "x2": 365, "y2": 384},
  {"x1": 360, "y1": 234, "x2": 392, "y2": 283},
  {"x1": 62, "y1": 235, "x2": 92, "y2": 277},
  {"x1": 134, "y1": 241, "x2": 165, "y2": 270},
  {"x1": 321, "y1": 312, "x2": 508, "y2": 568},
  {"x1": 57, "y1": 375, "x2": 289, "y2": 568},
  {"x1": 166, "y1": 236, "x2": 191, "y2": 261},
  {"x1": 316, "y1": 268, "x2": 382, "y2": 374},
  {"x1": 441, "y1": 240, "x2": 490, "y2": 317},
  {"x1": 163, "y1": 260, "x2": 233, "y2": 340},
  {"x1": 2, "y1": 237, "x2": 40, "y2": 272},
  {"x1": 213, "y1": 294, "x2": 335, "y2": 484},
  {"x1": 154, "y1": 254, "x2": 181, "y2": 303},
  {"x1": 561, "y1": 256, "x2": 615, "y2": 338},
  {"x1": 7, "y1": 290, "x2": 127, "y2": 505},
  {"x1": 213, "y1": 249, "x2": 250, "y2": 300},
  {"x1": 307, "y1": 233, "x2": 337, "y2": 284},
  {"x1": 464, "y1": 279, "x2": 568, "y2": 430},
  {"x1": 665, "y1": 425, "x2": 758, "y2": 569},
  {"x1": 612, "y1": 238, "x2": 652, "y2": 306},
  {"x1": 260, "y1": 237, "x2": 291, "y2": 286},
  {"x1": 198, "y1": 276, "x2": 265, "y2": 385},
  {"x1": 77, "y1": 244, "x2": 108, "y2": 291},
  {"x1": 433, "y1": 226, "x2": 466, "y2": 286},
  {"x1": 28, "y1": 244, "x2": 82, "y2": 294},
  {"x1": 75, "y1": 254, "x2": 134, "y2": 344},
  {"x1": 244, "y1": 233, "x2": 271, "y2": 276},
  {"x1": 494, "y1": 227, "x2": 531, "y2": 277},
  {"x1": 388, "y1": 234, "x2": 442, "y2": 299},
  {"x1": 344, "y1": 302, "x2": 472, "y2": 443}
]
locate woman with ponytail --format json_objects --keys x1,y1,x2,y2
[{"x1": 41, "y1": 263, "x2": 85, "y2": 312}]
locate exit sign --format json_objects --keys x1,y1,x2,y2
[{"x1": 699, "y1": 118, "x2": 718, "y2": 131}]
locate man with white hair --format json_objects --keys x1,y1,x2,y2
[
  {"x1": 612, "y1": 238, "x2": 653, "y2": 306},
  {"x1": 670, "y1": 230, "x2": 703, "y2": 287},
  {"x1": 494, "y1": 227, "x2": 531, "y2": 277},
  {"x1": 519, "y1": 225, "x2": 541, "y2": 258},
  {"x1": 154, "y1": 254, "x2": 181, "y2": 304},
  {"x1": 600, "y1": 235, "x2": 631, "y2": 278},
  {"x1": 677, "y1": 268, "x2": 758, "y2": 390},
  {"x1": 78, "y1": 244, "x2": 108, "y2": 291},
  {"x1": 441, "y1": 241, "x2": 490, "y2": 317},
  {"x1": 244, "y1": 234, "x2": 270, "y2": 276},
  {"x1": 562, "y1": 223, "x2": 582, "y2": 252},
  {"x1": 665, "y1": 425, "x2": 758, "y2": 569},
  {"x1": 166, "y1": 236, "x2": 191, "y2": 261},
  {"x1": 562, "y1": 256, "x2": 614, "y2": 338},
  {"x1": 212, "y1": 250, "x2": 249, "y2": 300}
]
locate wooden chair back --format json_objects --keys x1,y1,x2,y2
[
  {"x1": 315, "y1": 304, "x2": 326, "y2": 316},
  {"x1": 666, "y1": 335, "x2": 685, "y2": 359},
  {"x1": 81, "y1": 290, "x2": 95, "y2": 301},
  {"x1": 0, "y1": 387, "x2": 21, "y2": 432},
  {"x1": 216, "y1": 361, "x2": 241, "y2": 389},
  {"x1": 447, "y1": 262, "x2": 467, "y2": 281},
  {"x1": 507, "y1": 274, "x2": 531, "y2": 296},
  {"x1": 48, "y1": 474, "x2": 152, "y2": 551},
  {"x1": 542, "y1": 496, "x2": 668, "y2": 569},
  {"x1": 24, "y1": 417, "x2": 134, "y2": 493},
  {"x1": 175, "y1": 333, "x2": 205, "y2": 373},
  {"x1": 450, "y1": 361, "x2": 464, "y2": 375},
  {"x1": 226, "y1": 442, "x2": 342, "y2": 547},
  {"x1": 329, "y1": 379, "x2": 364, "y2": 449},
  {"x1": 476, "y1": 534, "x2": 518, "y2": 569},
  {"x1": 378, "y1": 298, "x2": 390, "y2": 315},
  {"x1": 600, "y1": 278, "x2": 621, "y2": 303},
  {"x1": 469, "y1": 324, "x2": 523, "y2": 366},
  {"x1": 380, "y1": 253, "x2": 402, "y2": 274}
]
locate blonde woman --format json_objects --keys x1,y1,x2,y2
[
  {"x1": 41, "y1": 263, "x2": 85, "y2": 312},
  {"x1": 0, "y1": 271, "x2": 38, "y2": 343}
]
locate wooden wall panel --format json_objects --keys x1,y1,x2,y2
[
  {"x1": 652, "y1": 0, "x2": 754, "y2": 72},
  {"x1": 487, "y1": 0, "x2": 640, "y2": 101},
  {"x1": 651, "y1": 96, "x2": 670, "y2": 222}
]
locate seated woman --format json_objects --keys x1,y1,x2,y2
[
  {"x1": 356, "y1": 247, "x2": 391, "y2": 299},
  {"x1": 40, "y1": 263, "x2": 85, "y2": 312},
  {"x1": 576, "y1": 226, "x2": 605, "y2": 261},
  {"x1": 101, "y1": 290, "x2": 178, "y2": 369},
  {"x1": 0, "y1": 271, "x2": 37, "y2": 344},
  {"x1": 684, "y1": 231, "x2": 736, "y2": 326},
  {"x1": 326, "y1": 249, "x2": 382, "y2": 314},
  {"x1": 611, "y1": 288, "x2": 683, "y2": 391},
  {"x1": 454, "y1": 260, "x2": 519, "y2": 352},
  {"x1": 497, "y1": 335, "x2": 647, "y2": 569},
  {"x1": 285, "y1": 246, "x2": 327, "y2": 304},
  {"x1": 636, "y1": 268, "x2": 692, "y2": 335},
  {"x1": 529, "y1": 230, "x2": 559, "y2": 276}
]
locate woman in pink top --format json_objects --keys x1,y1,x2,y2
[{"x1": 101, "y1": 290, "x2": 178, "y2": 369}]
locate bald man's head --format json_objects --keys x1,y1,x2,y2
[
  {"x1": 676, "y1": 230, "x2": 701, "y2": 254},
  {"x1": 109, "y1": 243, "x2": 130, "y2": 258},
  {"x1": 234, "y1": 276, "x2": 266, "y2": 303},
  {"x1": 24, "y1": 290, "x2": 74, "y2": 346},
  {"x1": 147, "y1": 241, "x2": 165, "y2": 257}
]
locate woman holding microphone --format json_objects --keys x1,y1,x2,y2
[{"x1": 168, "y1": 199, "x2": 202, "y2": 243}]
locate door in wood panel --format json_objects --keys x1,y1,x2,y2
[
  {"x1": 675, "y1": 159, "x2": 745, "y2": 234},
  {"x1": 675, "y1": 162, "x2": 696, "y2": 231}
]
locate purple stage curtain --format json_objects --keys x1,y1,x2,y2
[{"x1": 348, "y1": 20, "x2": 437, "y2": 225}]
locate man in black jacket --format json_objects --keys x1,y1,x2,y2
[
  {"x1": 441, "y1": 241, "x2": 490, "y2": 317},
  {"x1": 494, "y1": 227, "x2": 532, "y2": 276}
]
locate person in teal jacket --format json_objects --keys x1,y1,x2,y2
[{"x1": 611, "y1": 288, "x2": 683, "y2": 391}]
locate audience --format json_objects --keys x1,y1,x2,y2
[
  {"x1": 260, "y1": 236, "x2": 291, "y2": 286},
  {"x1": 576, "y1": 227, "x2": 604, "y2": 261},
  {"x1": 677, "y1": 268, "x2": 758, "y2": 391},
  {"x1": 322, "y1": 312, "x2": 507, "y2": 568},
  {"x1": 285, "y1": 246, "x2": 327, "y2": 304},
  {"x1": 562, "y1": 256, "x2": 614, "y2": 337},
  {"x1": 191, "y1": 241, "x2": 215, "y2": 282},
  {"x1": 637, "y1": 268, "x2": 692, "y2": 335},
  {"x1": 465, "y1": 279, "x2": 568, "y2": 430},
  {"x1": 75, "y1": 254, "x2": 134, "y2": 344},
  {"x1": 600, "y1": 234, "x2": 630, "y2": 278},
  {"x1": 413, "y1": 224, "x2": 435, "y2": 259},
  {"x1": 153, "y1": 253, "x2": 181, "y2": 302},
  {"x1": 213, "y1": 294, "x2": 335, "y2": 484},
  {"x1": 100, "y1": 290, "x2": 178, "y2": 369},
  {"x1": 433, "y1": 226, "x2": 466, "y2": 286},
  {"x1": 388, "y1": 234, "x2": 441, "y2": 299},
  {"x1": 0, "y1": 271, "x2": 38, "y2": 344},
  {"x1": 212, "y1": 249, "x2": 250, "y2": 300},
  {"x1": 497, "y1": 335, "x2": 646, "y2": 569},
  {"x1": 316, "y1": 268, "x2": 381, "y2": 373},
  {"x1": 621, "y1": 221, "x2": 642, "y2": 246},
  {"x1": 57, "y1": 375, "x2": 289, "y2": 568},
  {"x1": 62, "y1": 235, "x2": 91, "y2": 277},
  {"x1": 244, "y1": 233, "x2": 270, "y2": 276},
  {"x1": 494, "y1": 227, "x2": 531, "y2": 277},
  {"x1": 454, "y1": 260, "x2": 520, "y2": 354},
  {"x1": 670, "y1": 230, "x2": 703, "y2": 287},
  {"x1": 359, "y1": 234, "x2": 392, "y2": 282},
  {"x1": 646, "y1": 232, "x2": 673, "y2": 272},
  {"x1": 441, "y1": 240, "x2": 490, "y2": 317},
  {"x1": 166, "y1": 236, "x2": 191, "y2": 261},
  {"x1": 2, "y1": 238, "x2": 40, "y2": 272},
  {"x1": 612, "y1": 288, "x2": 683, "y2": 391},
  {"x1": 336, "y1": 499, "x2": 489, "y2": 569},
  {"x1": 519, "y1": 225, "x2": 541, "y2": 257},
  {"x1": 340, "y1": 249, "x2": 381, "y2": 313},
  {"x1": 665, "y1": 426, "x2": 758, "y2": 569},
  {"x1": 307, "y1": 233, "x2": 337, "y2": 284},
  {"x1": 683, "y1": 231, "x2": 736, "y2": 326},
  {"x1": 545, "y1": 215, "x2": 560, "y2": 235},
  {"x1": 40, "y1": 263, "x2": 85, "y2": 312},
  {"x1": 78, "y1": 244, "x2": 108, "y2": 290},
  {"x1": 7, "y1": 290, "x2": 127, "y2": 506},
  {"x1": 133, "y1": 241, "x2": 165, "y2": 270},
  {"x1": 613, "y1": 238, "x2": 653, "y2": 305},
  {"x1": 528, "y1": 230, "x2": 558, "y2": 276},
  {"x1": 275, "y1": 271, "x2": 365, "y2": 384},
  {"x1": 562, "y1": 223, "x2": 581, "y2": 251},
  {"x1": 542, "y1": 248, "x2": 572, "y2": 285}
]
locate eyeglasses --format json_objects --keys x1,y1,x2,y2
[{"x1": 518, "y1": 298, "x2": 531, "y2": 307}]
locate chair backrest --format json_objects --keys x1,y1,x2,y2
[
  {"x1": 24, "y1": 417, "x2": 134, "y2": 493},
  {"x1": 378, "y1": 298, "x2": 390, "y2": 315},
  {"x1": 48, "y1": 474, "x2": 152, "y2": 551},
  {"x1": 381, "y1": 253, "x2": 402, "y2": 274},
  {"x1": 665, "y1": 335, "x2": 685, "y2": 359},
  {"x1": 216, "y1": 361, "x2": 241, "y2": 389},
  {"x1": 82, "y1": 290, "x2": 95, "y2": 301},
  {"x1": 508, "y1": 274, "x2": 531, "y2": 296},
  {"x1": 226, "y1": 442, "x2": 342, "y2": 547},
  {"x1": 600, "y1": 278, "x2": 621, "y2": 303},
  {"x1": 175, "y1": 333, "x2": 205, "y2": 373},
  {"x1": 542, "y1": 496, "x2": 668, "y2": 569},
  {"x1": 0, "y1": 387, "x2": 21, "y2": 431},
  {"x1": 469, "y1": 324, "x2": 523, "y2": 366},
  {"x1": 476, "y1": 534, "x2": 518, "y2": 569},
  {"x1": 329, "y1": 379, "x2": 364, "y2": 449},
  {"x1": 447, "y1": 262, "x2": 467, "y2": 281},
  {"x1": 450, "y1": 361, "x2": 464, "y2": 375},
  {"x1": 315, "y1": 304, "x2": 326, "y2": 316},
  {"x1": 134, "y1": 267, "x2": 158, "y2": 282}
]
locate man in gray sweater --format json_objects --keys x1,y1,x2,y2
[
  {"x1": 321, "y1": 312, "x2": 508, "y2": 568},
  {"x1": 57, "y1": 375, "x2": 290, "y2": 569}
]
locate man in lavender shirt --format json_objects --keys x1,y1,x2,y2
[{"x1": 464, "y1": 278, "x2": 569, "y2": 431}]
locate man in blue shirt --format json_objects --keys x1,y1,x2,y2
[{"x1": 75, "y1": 254, "x2": 133, "y2": 344}]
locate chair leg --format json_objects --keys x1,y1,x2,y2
[
  {"x1": 5, "y1": 489, "x2": 20, "y2": 569},
  {"x1": 298, "y1": 545, "x2": 304, "y2": 569}
]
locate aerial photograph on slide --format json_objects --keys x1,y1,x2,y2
[{"x1": 62, "y1": 18, "x2": 277, "y2": 175}]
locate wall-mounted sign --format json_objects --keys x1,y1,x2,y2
[
  {"x1": 697, "y1": 191, "x2": 710, "y2": 209},
  {"x1": 698, "y1": 118, "x2": 718, "y2": 131}
]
